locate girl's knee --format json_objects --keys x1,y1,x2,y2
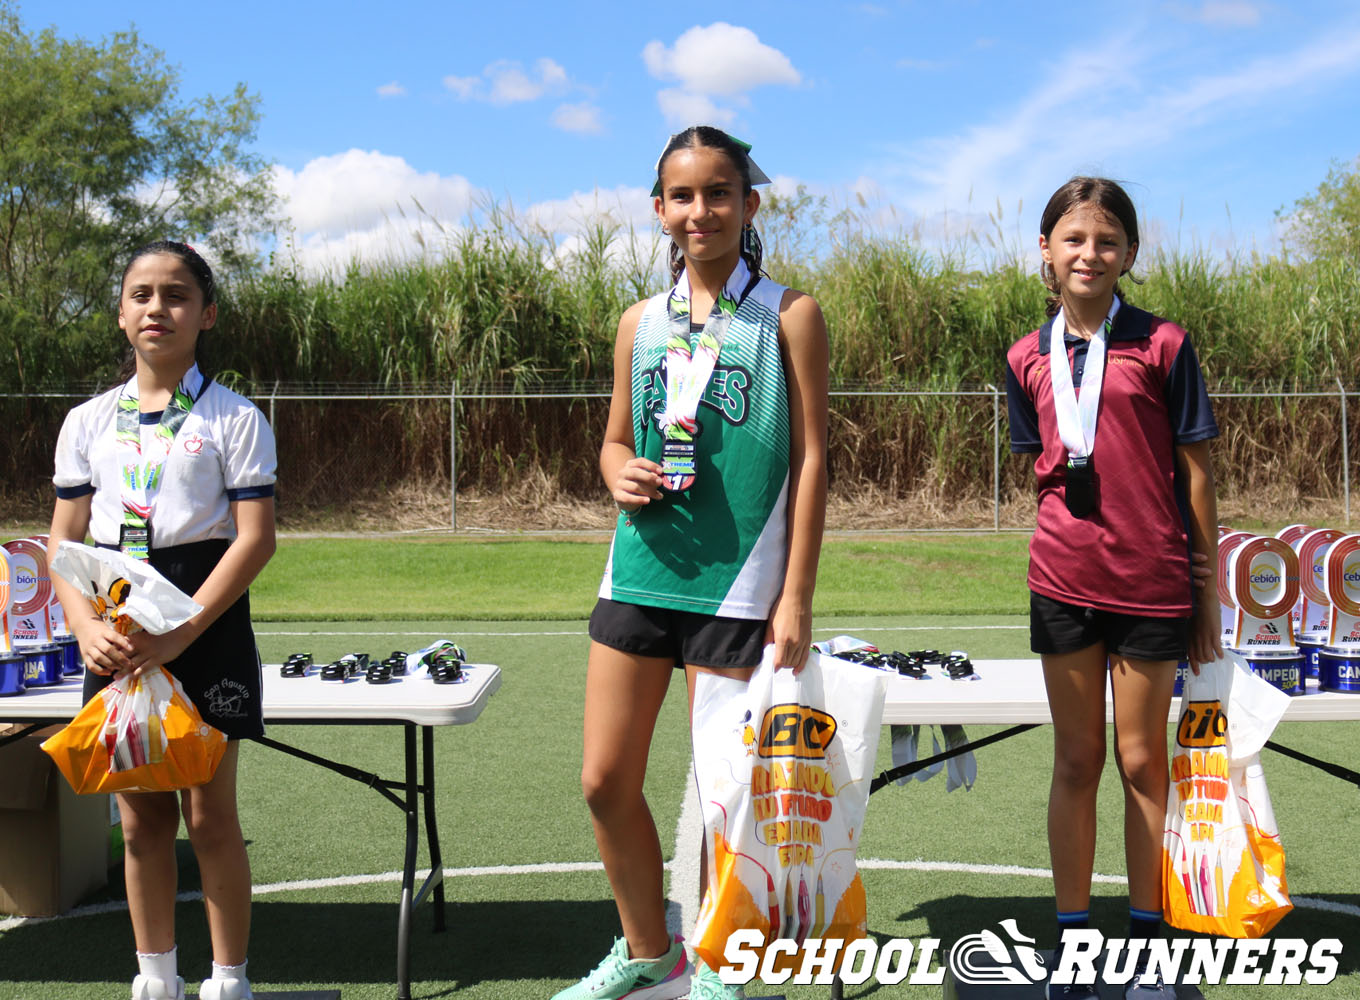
[
  {"x1": 181, "y1": 797, "x2": 242, "y2": 853},
  {"x1": 581, "y1": 763, "x2": 641, "y2": 817},
  {"x1": 119, "y1": 796, "x2": 180, "y2": 853},
  {"x1": 1053, "y1": 739, "x2": 1105, "y2": 789},
  {"x1": 1116, "y1": 741, "x2": 1168, "y2": 793}
]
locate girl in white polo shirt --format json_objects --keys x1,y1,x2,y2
[{"x1": 48, "y1": 241, "x2": 276, "y2": 1000}]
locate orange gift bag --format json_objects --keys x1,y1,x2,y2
[{"x1": 42, "y1": 666, "x2": 226, "y2": 794}]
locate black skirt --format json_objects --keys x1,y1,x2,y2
[{"x1": 84, "y1": 539, "x2": 265, "y2": 740}]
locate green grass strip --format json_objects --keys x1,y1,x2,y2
[{"x1": 250, "y1": 534, "x2": 1035, "y2": 620}]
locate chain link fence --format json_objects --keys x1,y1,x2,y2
[{"x1": 5, "y1": 381, "x2": 1351, "y2": 531}]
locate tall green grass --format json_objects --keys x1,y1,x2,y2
[{"x1": 3, "y1": 197, "x2": 1357, "y2": 512}]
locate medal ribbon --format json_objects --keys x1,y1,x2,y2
[
  {"x1": 1048, "y1": 297, "x2": 1120, "y2": 465},
  {"x1": 116, "y1": 364, "x2": 208, "y2": 560},
  {"x1": 657, "y1": 257, "x2": 754, "y2": 490}
]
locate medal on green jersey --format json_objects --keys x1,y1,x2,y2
[{"x1": 658, "y1": 257, "x2": 756, "y2": 492}]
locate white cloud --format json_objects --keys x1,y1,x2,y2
[
  {"x1": 656, "y1": 89, "x2": 738, "y2": 128},
  {"x1": 376, "y1": 81, "x2": 406, "y2": 98},
  {"x1": 270, "y1": 152, "x2": 665, "y2": 277},
  {"x1": 522, "y1": 185, "x2": 655, "y2": 236},
  {"x1": 643, "y1": 23, "x2": 799, "y2": 127},
  {"x1": 271, "y1": 149, "x2": 479, "y2": 273},
  {"x1": 884, "y1": 23, "x2": 1360, "y2": 228},
  {"x1": 551, "y1": 102, "x2": 605, "y2": 135},
  {"x1": 442, "y1": 74, "x2": 481, "y2": 100},
  {"x1": 643, "y1": 23, "x2": 800, "y2": 96},
  {"x1": 444, "y1": 58, "x2": 572, "y2": 105},
  {"x1": 1174, "y1": 1, "x2": 1265, "y2": 27}
]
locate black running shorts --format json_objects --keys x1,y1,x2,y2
[{"x1": 588, "y1": 598, "x2": 766, "y2": 670}]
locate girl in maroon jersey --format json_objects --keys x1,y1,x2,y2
[{"x1": 1005, "y1": 177, "x2": 1221, "y2": 1000}]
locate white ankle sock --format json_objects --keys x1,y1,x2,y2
[
  {"x1": 211, "y1": 959, "x2": 248, "y2": 981},
  {"x1": 136, "y1": 948, "x2": 178, "y2": 983}
]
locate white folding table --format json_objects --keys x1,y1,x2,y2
[
  {"x1": 0, "y1": 662, "x2": 502, "y2": 1000},
  {"x1": 872, "y1": 657, "x2": 1360, "y2": 790}
]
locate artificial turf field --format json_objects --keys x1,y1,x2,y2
[{"x1": 0, "y1": 538, "x2": 1358, "y2": 998}]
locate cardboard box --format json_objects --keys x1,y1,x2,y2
[{"x1": 0, "y1": 723, "x2": 109, "y2": 916}]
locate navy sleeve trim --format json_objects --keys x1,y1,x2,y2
[
  {"x1": 1005, "y1": 361, "x2": 1042, "y2": 453},
  {"x1": 1174, "y1": 426, "x2": 1219, "y2": 446},
  {"x1": 227, "y1": 484, "x2": 275, "y2": 501},
  {"x1": 55, "y1": 483, "x2": 95, "y2": 499},
  {"x1": 1165, "y1": 335, "x2": 1219, "y2": 444}
]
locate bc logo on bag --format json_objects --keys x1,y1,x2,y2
[
  {"x1": 690, "y1": 649, "x2": 885, "y2": 977},
  {"x1": 758, "y1": 705, "x2": 837, "y2": 759}
]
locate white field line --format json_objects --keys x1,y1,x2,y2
[
  {"x1": 3, "y1": 859, "x2": 1354, "y2": 932},
  {"x1": 667, "y1": 765, "x2": 703, "y2": 942}
]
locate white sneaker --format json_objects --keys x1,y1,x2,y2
[
  {"x1": 131, "y1": 974, "x2": 185, "y2": 1000},
  {"x1": 199, "y1": 978, "x2": 253, "y2": 1000}
]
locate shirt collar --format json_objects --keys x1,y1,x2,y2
[{"x1": 1037, "y1": 301, "x2": 1151, "y2": 354}]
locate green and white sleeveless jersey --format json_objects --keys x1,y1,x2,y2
[{"x1": 599, "y1": 276, "x2": 790, "y2": 619}]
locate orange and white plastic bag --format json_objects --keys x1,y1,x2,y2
[
  {"x1": 690, "y1": 647, "x2": 885, "y2": 976},
  {"x1": 1162, "y1": 651, "x2": 1292, "y2": 937},
  {"x1": 42, "y1": 665, "x2": 227, "y2": 794}
]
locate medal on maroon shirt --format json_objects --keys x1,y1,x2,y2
[
  {"x1": 657, "y1": 257, "x2": 754, "y2": 492},
  {"x1": 1049, "y1": 297, "x2": 1119, "y2": 518}
]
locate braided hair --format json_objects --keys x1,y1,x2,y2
[{"x1": 655, "y1": 126, "x2": 765, "y2": 284}]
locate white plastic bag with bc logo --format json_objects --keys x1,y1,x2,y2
[
  {"x1": 1162, "y1": 651, "x2": 1292, "y2": 937},
  {"x1": 689, "y1": 647, "x2": 886, "y2": 979}
]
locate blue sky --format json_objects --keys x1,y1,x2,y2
[{"x1": 30, "y1": 1, "x2": 1360, "y2": 274}]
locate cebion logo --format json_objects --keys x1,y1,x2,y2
[
  {"x1": 14, "y1": 571, "x2": 36, "y2": 586},
  {"x1": 1344, "y1": 563, "x2": 1360, "y2": 585},
  {"x1": 1176, "y1": 701, "x2": 1227, "y2": 749},
  {"x1": 1250, "y1": 570, "x2": 1280, "y2": 589},
  {"x1": 948, "y1": 920, "x2": 1047, "y2": 985},
  {"x1": 757, "y1": 704, "x2": 837, "y2": 760}
]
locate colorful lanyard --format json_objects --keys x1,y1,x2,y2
[
  {"x1": 1048, "y1": 297, "x2": 1120, "y2": 467},
  {"x1": 115, "y1": 364, "x2": 208, "y2": 560},
  {"x1": 657, "y1": 257, "x2": 755, "y2": 491}
]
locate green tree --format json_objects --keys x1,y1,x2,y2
[
  {"x1": 1279, "y1": 155, "x2": 1360, "y2": 263},
  {"x1": 0, "y1": 3, "x2": 277, "y2": 387}
]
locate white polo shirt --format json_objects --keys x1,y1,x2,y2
[{"x1": 53, "y1": 379, "x2": 277, "y2": 548}]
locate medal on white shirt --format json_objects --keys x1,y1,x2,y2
[
  {"x1": 1049, "y1": 297, "x2": 1120, "y2": 518},
  {"x1": 657, "y1": 257, "x2": 756, "y2": 492},
  {"x1": 115, "y1": 364, "x2": 210, "y2": 560}
]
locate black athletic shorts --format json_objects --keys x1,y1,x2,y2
[
  {"x1": 84, "y1": 540, "x2": 265, "y2": 740},
  {"x1": 1030, "y1": 591, "x2": 1189, "y2": 661},
  {"x1": 588, "y1": 598, "x2": 766, "y2": 670}
]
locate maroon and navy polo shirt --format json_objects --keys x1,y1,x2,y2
[{"x1": 1005, "y1": 302, "x2": 1218, "y2": 617}]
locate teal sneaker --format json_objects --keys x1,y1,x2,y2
[
  {"x1": 689, "y1": 962, "x2": 745, "y2": 1000},
  {"x1": 550, "y1": 936, "x2": 690, "y2": 1000}
]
